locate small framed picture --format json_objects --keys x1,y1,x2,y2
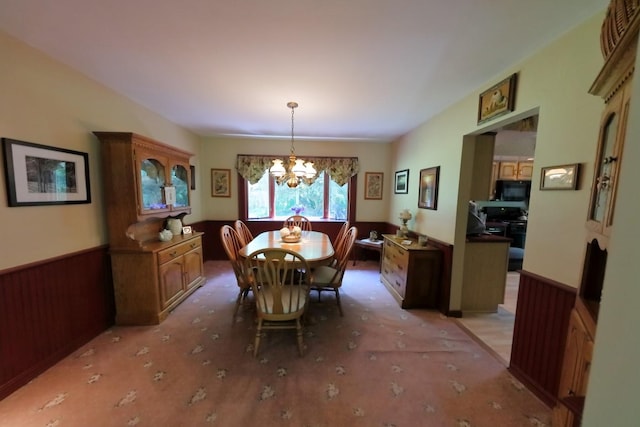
[
  {"x1": 364, "y1": 172, "x2": 383, "y2": 200},
  {"x1": 540, "y1": 163, "x2": 580, "y2": 190},
  {"x1": 394, "y1": 169, "x2": 409, "y2": 194},
  {"x1": 211, "y1": 168, "x2": 231, "y2": 197},
  {"x1": 182, "y1": 226, "x2": 193, "y2": 234},
  {"x1": 418, "y1": 166, "x2": 440, "y2": 210}
]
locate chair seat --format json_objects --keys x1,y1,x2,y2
[
  {"x1": 256, "y1": 286, "x2": 309, "y2": 317},
  {"x1": 312, "y1": 265, "x2": 341, "y2": 287}
]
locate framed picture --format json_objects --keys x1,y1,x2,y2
[
  {"x1": 182, "y1": 226, "x2": 193, "y2": 234},
  {"x1": 2, "y1": 137, "x2": 91, "y2": 207},
  {"x1": 478, "y1": 73, "x2": 517, "y2": 124},
  {"x1": 418, "y1": 166, "x2": 440, "y2": 210},
  {"x1": 540, "y1": 163, "x2": 580, "y2": 190},
  {"x1": 394, "y1": 169, "x2": 409, "y2": 194},
  {"x1": 211, "y1": 168, "x2": 231, "y2": 197},
  {"x1": 364, "y1": 172, "x2": 383, "y2": 200}
]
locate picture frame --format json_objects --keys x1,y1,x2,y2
[
  {"x1": 478, "y1": 73, "x2": 517, "y2": 124},
  {"x1": 540, "y1": 163, "x2": 580, "y2": 190},
  {"x1": 364, "y1": 172, "x2": 383, "y2": 200},
  {"x1": 394, "y1": 169, "x2": 409, "y2": 194},
  {"x1": 418, "y1": 166, "x2": 440, "y2": 210},
  {"x1": 211, "y1": 168, "x2": 231, "y2": 197},
  {"x1": 182, "y1": 225, "x2": 193, "y2": 234},
  {"x1": 2, "y1": 137, "x2": 91, "y2": 207}
]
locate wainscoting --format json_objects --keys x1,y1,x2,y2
[
  {"x1": 509, "y1": 270, "x2": 576, "y2": 407},
  {"x1": 0, "y1": 246, "x2": 114, "y2": 400}
]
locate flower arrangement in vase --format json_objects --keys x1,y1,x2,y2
[{"x1": 291, "y1": 205, "x2": 305, "y2": 215}]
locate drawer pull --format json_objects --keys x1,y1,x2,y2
[
  {"x1": 169, "y1": 251, "x2": 178, "y2": 257},
  {"x1": 190, "y1": 243, "x2": 197, "y2": 248}
]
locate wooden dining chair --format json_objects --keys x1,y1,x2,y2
[
  {"x1": 311, "y1": 226, "x2": 357, "y2": 316},
  {"x1": 234, "y1": 219, "x2": 254, "y2": 247},
  {"x1": 220, "y1": 225, "x2": 252, "y2": 322},
  {"x1": 244, "y1": 248, "x2": 312, "y2": 357},
  {"x1": 331, "y1": 221, "x2": 350, "y2": 264},
  {"x1": 283, "y1": 215, "x2": 312, "y2": 231}
]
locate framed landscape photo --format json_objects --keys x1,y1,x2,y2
[
  {"x1": 418, "y1": 166, "x2": 440, "y2": 210},
  {"x1": 364, "y1": 172, "x2": 383, "y2": 200},
  {"x1": 211, "y1": 168, "x2": 231, "y2": 197},
  {"x1": 2, "y1": 137, "x2": 91, "y2": 207},
  {"x1": 394, "y1": 169, "x2": 409, "y2": 194},
  {"x1": 478, "y1": 73, "x2": 517, "y2": 124},
  {"x1": 540, "y1": 163, "x2": 580, "y2": 190}
]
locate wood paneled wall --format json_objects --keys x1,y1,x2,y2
[
  {"x1": 0, "y1": 246, "x2": 114, "y2": 400},
  {"x1": 509, "y1": 270, "x2": 576, "y2": 407}
]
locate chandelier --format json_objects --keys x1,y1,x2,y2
[{"x1": 269, "y1": 101, "x2": 316, "y2": 188}]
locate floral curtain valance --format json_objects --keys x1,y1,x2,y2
[{"x1": 236, "y1": 155, "x2": 360, "y2": 186}]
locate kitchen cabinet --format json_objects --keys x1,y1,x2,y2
[
  {"x1": 94, "y1": 132, "x2": 204, "y2": 325},
  {"x1": 497, "y1": 161, "x2": 533, "y2": 180},
  {"x1": 461, "y1": 236, "x2": 510, "y2": 313},
  {"x1": 380, "y1": 235, "x2": 442, "y2": 309}
]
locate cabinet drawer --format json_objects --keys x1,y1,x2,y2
[{"x1": 157, "y1": 237, "x2": 202, "y2": 265}]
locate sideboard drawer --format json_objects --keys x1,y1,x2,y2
[{"x1": 157, "y1": 236, "x2": 202, "y2": 265}]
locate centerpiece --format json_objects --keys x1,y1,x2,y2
[{"x1": 280, "y1": 225, "x2": 302, "y2": 243}]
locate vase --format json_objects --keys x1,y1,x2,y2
[{"x1": 167, "y1": 218, "x2": 182, "y2": 235}]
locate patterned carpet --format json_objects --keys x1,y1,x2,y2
[{"x1": 0, "y1": 261, "x2": 550, "y2": 426}]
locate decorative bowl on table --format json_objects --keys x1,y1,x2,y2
[
  {"x1": 280, "y1": 226, "x2": 302, "y2": 243},
  {"x1": 282, "y1": 234, "x2": 301, "y2": 243}
]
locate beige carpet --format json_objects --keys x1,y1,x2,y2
[{"x1": 0, "y1": 261, "x2": 549, "y2": 426}]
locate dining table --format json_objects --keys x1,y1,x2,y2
[{"x1": 238, "y1": 230, "x2": 335, "y2": 266}]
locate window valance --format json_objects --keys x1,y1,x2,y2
[{"x1": 236, "y1": 155, "x2": 360, "y2": 186}]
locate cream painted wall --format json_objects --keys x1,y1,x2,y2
[
  {"x1": 390, "y1": 12, "x2": 606, "y2": 305},
  {"x1": 0, "y1": 31, "x2": 202, "y2": 271},
  {"x1": 199, "y1": 136, "x2": 391, "y2": 222}
]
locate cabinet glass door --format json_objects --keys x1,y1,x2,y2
[
  {"x1": 589, "y1": 113, "x2": 617, "y2": 224},
  {"x1": 172, "y1": 164, "x2": 190, "y2": 208},
  {"x1": 140, "y1": 158, "x2": 167, "y2": 212}
]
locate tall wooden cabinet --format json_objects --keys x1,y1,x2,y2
[
  {"x1": 94, "y1": 132, "x2": 205, "y2": 325},
  {"x1": 553, "y1": 2, "x2": 638, "y2": 425}
]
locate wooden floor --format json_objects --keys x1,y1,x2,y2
[{"x1": 455, "y1": 272, "x2": 519, "y2": 366}]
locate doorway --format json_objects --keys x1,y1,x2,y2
[{"x1": 458, "y1": 114, "x2": 538, "y2": 365}]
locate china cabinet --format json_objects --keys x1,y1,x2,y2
[
  {"x1": 94, "y1": 132, "x2": 204, "y2": 325},
  {"x1": 380, "y1": 235, "x2": 442, "y2": 308},
  {"x1": 552, "y1": 2, "x2": 638, "y2": 425}
]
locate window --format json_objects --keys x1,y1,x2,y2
[{"x1": 247, "y1": 171, "x2": 349, "y2": 220}]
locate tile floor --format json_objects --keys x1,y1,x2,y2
[{"x1": 455, "y1": 272, "x2": 519, "y2": 365}]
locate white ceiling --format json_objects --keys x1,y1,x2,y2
[{"x1": 1, "y1": 0, "x2": 609, "y2": 142}]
